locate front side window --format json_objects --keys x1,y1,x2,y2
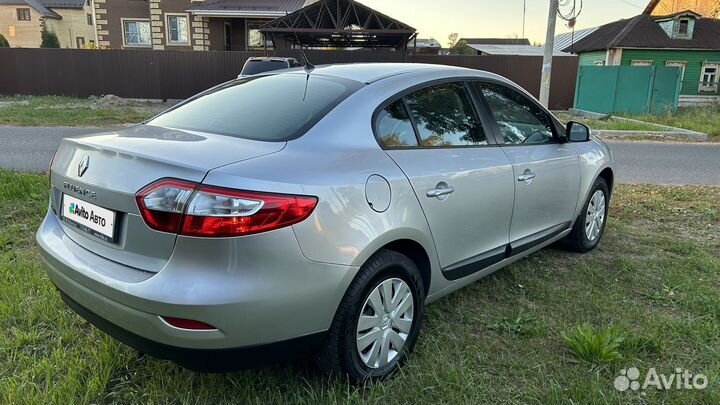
[
  {"x1": 16, "y1": 8, "x2": 30, "y2": 21},
  {"x1": 167, "y1": 15, "x2": 188, "y2": 44},
  {"x1": 479, "y1": 82, "x2": 555, "y2": 145},
  {"x1": 147, "y1": 74, "x2": 361, "y2": 141},
  {"x1": 123, "y1": 20, "x2": 151, "y2": 46},
  {"x1": 404, "y1": 82, "x2": 487, "y2": 147},
  {"x1": 631, "y1": 60, "x2": 653, "y2": 66},
  {"x1": 376, "y1": 100, "x2": 418, "y2": 148}
]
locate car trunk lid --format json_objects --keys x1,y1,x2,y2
[{"x1": 49, "y1": 125, "x2": 286, "y2": 272}]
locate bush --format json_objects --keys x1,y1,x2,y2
[
  {"x1": 40, "y1": 27, "x2": 60, "y2": 48},
  {"x1": 0, "y1": 33, "x2": 9, "y2": 48}
]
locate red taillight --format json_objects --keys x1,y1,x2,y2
[
  {"x1": 161, "y1": 316, "x2": 217, "y2": 331},
  {"x1": 135, "y1": 179, "x2": 197, "y2": 234},
  {"x1": 136, "y1": 179, "x2": 318, "y2": 237}
]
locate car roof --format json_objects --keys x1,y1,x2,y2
[{"x1": 277, "y1": 63, "x2": 482, "y2": 84}]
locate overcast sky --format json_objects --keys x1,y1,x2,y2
[{"x1": 359, "y1": 0, "x2": 649, "y2": 45}]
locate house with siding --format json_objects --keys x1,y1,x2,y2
[
  {"x1": 94, "y1": 0, "x2": 315, "y2": 51},
  {"x1": 564, "y1": 10, "x2": 720, "y2": 104},
  {"x1": 0, "y1": 0, "x2": 95, "y2": 48}
]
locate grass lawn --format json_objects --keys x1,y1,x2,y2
[
  {"x1": 0, "y1": 96, "x2": 160, "y2": 127},
  {"x1": 618, "y1": 106, "x2": 720, "y2": 142},
  {"x1": 1, "y1": 170, "x2": 718, "y2": 405},
  {"x1": 555, "y1": 112, "x2": 665, "y2": 132}
]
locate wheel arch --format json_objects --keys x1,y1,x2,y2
[
  {"x1": 598, "y1": 167, "x2": 614, "y2": 197},
  {"x1": 379, "y1": 239, "x2": 432, "y2": 296}
]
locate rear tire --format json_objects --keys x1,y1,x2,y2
[
  {"x1": 315, "y1": 249, "x2": 425, "y2": 383},
  {"x1": 563, "y1": 177, "x2": 609, "y2": 253}
]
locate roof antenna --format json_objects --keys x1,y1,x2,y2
[{"x1": 285, "y1": 11, "x2": 314, "y2": 72}]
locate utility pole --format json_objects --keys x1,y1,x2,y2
[
  {"x1": 539, "y1": 0, "x2": 558, "y2": 107},
  {"x1": 522, "y1": 0, "x2": 526, "y2": 39}
]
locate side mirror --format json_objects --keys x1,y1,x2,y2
[{"x1": 566, "y1": 121, "x2": 591, "y2": 142}]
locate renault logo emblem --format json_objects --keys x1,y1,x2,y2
[{"x1": 78, "y1": 155, "x2": 90, "y2": 177}]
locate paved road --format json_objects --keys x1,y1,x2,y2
[
  {"x1": 605, "y1": 140, "x2": 720, "y2": 185},
  {"x1": 0, "y1": 126, "x2": 116, "y2": 172},
  {"x1": 0, "y1": 126, "x2": 718, "y2": 185}
]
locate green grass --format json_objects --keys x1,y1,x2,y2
[
  {"x1": 556, "y1": 112, "x2": 665, "y2": 132},
  {"x1": 0, "y1": 96, "x2": 154, "y2": 127},
  {"x1": 1, "y1": 171, "x2": 719, "y2": 404},
  {"x1": 619, "y1": 106, "x2": 720, "y2": 142}
]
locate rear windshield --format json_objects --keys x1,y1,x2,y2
[
  {"x1": 241, "y1": 60, "x2": 290, "y2": 75},
  {"x1": 147, "y1": 74, "x2": 361, "y2": 141}
]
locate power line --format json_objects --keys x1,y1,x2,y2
[{"x1": 611, "y1": 0, "x2": 644, "y2": 9}]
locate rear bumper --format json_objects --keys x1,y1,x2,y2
[
  {"x1": 59, "y1": 290, "x2": 326, "y2": 372},
  {"x1": 36, "y1": 210, "x2": 357, "y2": 358}
]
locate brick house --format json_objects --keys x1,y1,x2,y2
[{"x1": 94, "y1": 0, "x2": 314, "y2": 50}]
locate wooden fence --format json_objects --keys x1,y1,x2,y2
[{"x1": 0, "y1": 48, "x2": 578, "y2": 109}]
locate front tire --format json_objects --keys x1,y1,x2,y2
[
  {"x1": 315, "y1": 249, "x2": 425, "y2": 383},
  {"x1": 563, "y1": 177, "x2": 609, "y2": 252}
]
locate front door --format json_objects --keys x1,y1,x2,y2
[
  {"x1": 477, "y1": 82, "x2": 581, "y2": 250},
  {"x1": 377, "y1": 82, "x2": 515, "y2": 279}
]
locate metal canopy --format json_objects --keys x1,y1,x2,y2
[{"x1": 260, "y1": 0, "x2": 416, "y2": 49}]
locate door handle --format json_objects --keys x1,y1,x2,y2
[
  {"x1": 517, "y1": 169, "x2": 536, "y2": 182},
  {"x1": 426, "y1": 184, "x2": 455, "y2": 198}
]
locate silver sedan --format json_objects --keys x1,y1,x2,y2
[{"x1": 37, "y1": 63, "x2": 613, "y2": 382}]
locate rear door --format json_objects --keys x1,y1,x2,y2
[
  {"x1": 476, "y1": 81, "x2": 580, "y2": 251},
  {"x1": 379, "y1": 81, "x2": 515, "y2": 280}
]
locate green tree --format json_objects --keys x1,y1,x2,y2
[
  {"x1": 0, "y1": 33, "x2": 9, "y2": 47},
  {"x1": 40, "y1": 27, "x2": 60, "y2": 48},
  {"x1": 447, "y1": 33, "x2": 459, "y2": 48},
  {"x1": 447, "y1": 32, "x2": 475, "y2": 55}
]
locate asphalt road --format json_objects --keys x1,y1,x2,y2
[{"x1": 0, "y1": 126, "x2": 718, "y2": 185}]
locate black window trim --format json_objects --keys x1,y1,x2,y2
[
  {"x1": 471, "y1": 79, "x2": 566, "y2": 147},
  {"x1": 372, "y1": 77, "x2": 503, "y2": 150}
]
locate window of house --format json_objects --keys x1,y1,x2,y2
[
  {"x1": 594, "y1": 60, "x2": 606, "y2": 66},
  {"x1": 76, "y1": 37, "x2": 85, "y2": 48},
  {"x1": 700, "y1": 63, "x2": 719, "y2": 92},
  {"x1": 678, "y1": 19, "x2": 689, "y2": 35},
  {"x1": 478, "y1": 82, "x2": 555, "y2": 145},
  {"x1": 122, "y1": 20, "x2": 151, "y2": 46},
  {"x1": 404, "y1": 82, "x2": 488, "y2": 147},
  {"x1": 166, "y1": 14, "x2": 189, "y2": 45},
  {"x1": 87, "y1": 13, "x2": 93, "y2": 25},
  {"x1": 665, "y1": 61, "x2": 687, "y2": 81},
  {"x1": 631, "y1": 60, "x2": 653, "y2": 67},
  {"x1": 247, "y1": 21, "x2": 270, "y2": 49},
  {"x1": 16, "y1": 8, "x2": 31, "y2": 21}
]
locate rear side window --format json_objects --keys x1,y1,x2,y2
[
  {"x1": 147, "y1": 74, "x2": 361, "y2": 141},
  {"x1": 376, "y1": 100, "x2": 418, "y2": 147},
  {"x1": 404, "y1": 82, "x2": 488, "y2": 147}
]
